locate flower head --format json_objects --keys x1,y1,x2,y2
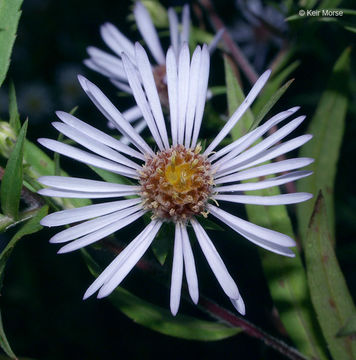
[
  {"x1": 39, "y1": 42, "x2": 313, "y2": 316},
  {"x1": 84, "y1": 2, "x2": 223, "y2": 136}
]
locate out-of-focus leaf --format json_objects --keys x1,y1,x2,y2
[
  {"x1": 345, "y1": 26, "x2": 356, "y2": 33},
  {"x1": 24, "y1": 140, "x2": 90, "y2": 208},
  {"x1": 82, "y1": 249, "x2": 241, "y2": 341},
  {"x1": 305, "y1": 192, "x2": 356, "y2": 359},
  {"x1": 8, "y1": 82, "x2": 20, "y2": 134},
  {"x1": 252, "y1": 60, "x2": 300, "y2": 117},
  {"x1": 0, "y1": 311, "x2": 16, "y2": 360},
  {"x1": 224, "y1": 59, "x2": 327, "y2": 360},
  {"x1": 318, "y1": 0, "x2": 342, "y2": 9},
  {"x1": 1, "y1": 121, "x2": 27, "y2": 220},
  {"x1": 251, "y1": 78, "x2": 294, "y2": 131},
  {"x1": 297, "y1": 47, "x2": 350, "y2": 242},
  {"x1": 141, "y1": 0, "x2": 168, "y2": 27},
  {"x1": 209, "y1": 86, "x2": 227, "y2": 96},
  {"x1": 0, "y1": 0, "x2": 23, "y2": 87},
  {"x1": 337, "y1": 313, "x2": 356, "y2": 337}
]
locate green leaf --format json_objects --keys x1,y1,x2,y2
[
  {"x1": 0, "y1": 0, "x2": 23, "y2": 87},
  {"x1": 1, "y1": 120, "x2": 27, "y2": 219},
  {"x1": 297, "y1": 47, "x2": 350, "y2": 242},
  {"x1": 345, "y1": 26, "x2": 356, "y2": 34},
  {"x1": 8, "y1": 81, "x2": 20, "y2": 134},
  {"x1": 251, "y1": 78, "x2": 294, "y2": 131},
  {"x1": 224, "y1": 58, "x2": 327, "y2": 360},
  {"x1": 252, "y1": 60, "x2": 300, "y2": 118},
  {"x1": 0, "y1": 310, "x2": 16, "y2": 359},
  {"x1": 337, "y1": 313, "x2": 356, "y2": 338},
  {"x1": 318, "y1": 0, "x2": 342, "y2": 9},
  {"x1": 305, "y1": 192, "x2": 356, "y2": 359},
  {"x1": 82, "y1": 249, "x2": 241, "y2": 341}
]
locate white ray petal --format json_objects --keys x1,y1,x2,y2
[
  {"x1": 190, "y1": 218, "x2": 240, "y2": 299},
  {"x1": 55, "y1": 110, "x2": 144, "y2": 161},
  {"x1": 181, "y1": 224, "x2": 199, "y2": 304},
  {"x1": 121, "y1": 52, "x2": 164, "y2": 150},
  {"x1": 168, "y1": 7, "x2": 179, "y2": 59},
  {"x1": 50, "y1": 205, "x2": 143, "y2": 244},
  {"x1": 38, "y1": 176, "x2": 139, "y2": 193},
  {"x1": 38, "y1": 138, "x2": 138, "y2": 179},
  {"x1": 52, "y1": 122, "x2": 140, "y2": 170},
  {"x1": 215, "y1": 170, "x2": 313, "y2": 192},
  {"x1": 122, "y1": 106, "x2": 142, "y2": 123},
  {"x1": 215, "y1": 158, "x2": 314, "y2": 184},
  {"x1": 97, "y1": 220, "x2": 162, "y2": 298},
  {"x1": 87, "y1": 47, "x2": 127, "y2": 81},
  {"x1": 212, "y1": 107, "x2": 300, "y2": 165},
  {"x1": 38, "y1": 188, "x2": 137, "y2": 199},
  {"x1": 180, "y1": 5, "x2": 190, "y2": 48},
  {"x1": 170, "y1": 223, "x2": 184, "y2": 316},
  {"x1": 134, "y1": 2, "x2": 165, "y2": 65},
  {"x1": 84, "y1": 59, "x2": 113, "y2": 78},
  {"x1": 221, "y1": 135, "x2": 313, "y2": 176},
  {"x1": 184, "y1": 46, "x2": 201, "y2": 148},
  {"x1": 231, "y1": 297, "x2": 246, "y2": 315},
  {"x1": 204, "y1": 69, "x2": 271, "y2": 155},
  {"x1": 100, "y1": 22, "x2": 135, "y2": 62},
  {"x1": 41, "y1": 198, "x2": 142, "y2": 227},
  {"x1": 135, "y1": 43, "x2": 169, "y2": 148},
  {"x1": 208, "y1": 28, "x2": 225, "y2": 54},
  {"x1": 191, "y1": 45, "x2": 210, "y2": 148},
  {"x1": 77, "y1": 75, "x2": 153, "y2": 156},
  {"x1": 217, "y1": 116, "x2": 306, "y2": 174},
  {"x1": 177, "y1": 43, "x2": 190, "y2": 145},
  {"x1": 214, "y1": 193, "x2": 313, "y2": 206},
  {"x1": 121, "y1": 118, "x2": 147, "y2": 146},
  {"x1": 83, "y1": 221, "x2": 159, "y2": 299},
  {"x1": 166, "y1": 47, "x2": 178, "y2": 145},
  {"x1": 208, "y1": 205, "x2": 295, "y2": 247},
  {"x1": 58, "y1": 210, "x2": 145, "y2": 253}
]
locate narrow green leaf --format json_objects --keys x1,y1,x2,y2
[
  {"x1": 82, "y1": 250, "x2": 241, "y2": 341},
  {"x1": 318, "y1": 0, "x2": 342, "y2": 9},
  {"x1": 297, "y1": 47, "x2": 350, "y2": 242},
  {"x1": 345, "y1": 26, "x2": 356, "y2": 34},
  {"x1": 1, "y1": 120, "x2": 27, "y2": 219},
  {"x1": 252, "y1": 60, "x2": 300, "y2": 118},
  {"x1": 251, "y1": 79, "x2": 294, "y2": 131},
  {"x1": 0, "y1": 310, "x2": 16, "y2": 359},
  {"x1": 8, "y1": 81, "x2": 20, "y2": 134},
  {"x1": 224, "y1": 59, "x2": 327, "y2": 360},
  {"x1": 305, "y1": 192, "x2": 356, "y2": 359},
  {"x1": 337, "y1": 313, "x2": 356, "y2": 338},
  {"x1": 0, "y1": 0, "x2": 23, "y2": 87}
]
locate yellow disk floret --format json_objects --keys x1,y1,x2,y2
[{"x1": 139, "y1": 144, "x2": 213, "y2": 221}]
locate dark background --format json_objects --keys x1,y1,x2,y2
[{"x1": 0, "y1": 0, "x2": 355, "y2": 359}]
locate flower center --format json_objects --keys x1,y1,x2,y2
[{"x1": 139, "y1": 144, "x2": 213, "y2": 221}]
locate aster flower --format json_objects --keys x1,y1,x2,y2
[
  {"x1": 38, "y1": 42, "x2": 313, "y2": 316},
  {"x1": 84, "y1": 1, "x2": 223, "y2": 139}
]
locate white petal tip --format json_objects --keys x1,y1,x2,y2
[
  {"x1": 231, "y1": 297, "x2": 246, "y2": 316},
  {"x1": 170, "y1": 307, "x2": 179, "y2": 317},
  {"x1": 83, "y1": 289, "x2": 94, "y2": 300},
  {"x1": 97, "y1": 289, "x2": 111, "y2": 299}
]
